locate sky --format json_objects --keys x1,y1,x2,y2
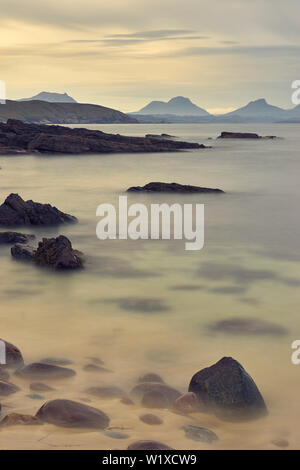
[{"x1": 0, "y1": 0, "x2": 299, "y2": 113}]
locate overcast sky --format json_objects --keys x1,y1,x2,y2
[{"x1": 1, "y1": 0, "x2": 299, "y2": 113}]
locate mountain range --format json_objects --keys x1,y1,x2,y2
[{"x1": 137, "y1": 96, "x2": 209, "y2": 116}]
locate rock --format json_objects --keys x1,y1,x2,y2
[
  {"x1": 15, "y1": 362, "x2": 76, "y2": 380},
  {"x1": 85, "y1": 357, "x2": 104, "y2": 366},
  {"x1": 139, "y1": 414, "x2": 163, "y2": 425},
  {"x1": 11, "y1": 243, "x2": 36, "y2": 260},
  {"x1": 127, "y1": 182, "x2": 224, "y2": 194},
  {"x1": 86, "y1": 386, "x2": 126, "y2": 399},
  {"x1": 0, "y1": 380, "x2": 20, "y2": 396},
  {"x1": 0, "y1": 413, "x2": 43, "y2": 427},
  {"x1": 40, "y1": 357, "x2": 73, "y2": 366},
  {"x1": 131, "y1": 382, "x2": 181, "y2": 408},
  {"x1": 188, "y1": 357, "x2": 267, "y2": 420},
  {"x1": 208, "y1": 317, "x2": 287, "y2": 336},
  {"x1": 0, "y1": 231, "x2": 35, "y2": 244},
  {"x1": 137, "y1": 373, "x2": 165, "y2": 384},
  {"x1": 0, "y1": 119, "x2": 202, "y2": 156},
  {"x1": 104, "y1": 431, "x2": 130, "y2": 439},
  {"x1": 145, "y1": 134, "x2": 175, "y2": 139},
  {"x1": 27, "y1": 393, "x2": 45, "y2": 400},
  {"x1": 33, "y1": 236, "x2": 83, "y2": 270},
  {"x1": 128, "y1": 440, "x2": 173, "y2": 450},
  {"x1": 183, "y1": 425, "x2": 218, "y2": 443},
  {"x1": 36, "y1": 399, "x2": 109, "y2": 429},
  {"x1": 0, "y1": 366, "x2": 10, "y2": 381},
  {"x1": 0, "y1": 338, "x2": 24, "y2": 368},
  {"x1": 173, "y1": 392, "x2": 200, "y2": 414},
  {"x1": 0, "y1": 193, "x2": 77, "y2": 227},
  {"x1": 83, "y1": 364, "x2": 112, "y2": 373},
  {"x1": 120, "y1": 397, "x2": 134, "y2": 405},
  {"x1": 271, "y1": 438, "x2": 289, "y2": 448},
  {"x1": 217, "y1": 131, "x2": 278, "y2": 139},
  {"x1": 30, "y1": 382, "x2": 55, "y2": 392}
]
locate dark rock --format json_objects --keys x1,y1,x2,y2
[
  {"x1": 15, "y1": 362, "x2": 76, "y2": 380},
  {"x1": 127, "y1": 182, "x2": 224, "y2": 194},
  {"x1": 83, "y1": 364, "x2": 112, "y2": 373},
  {"x1": 104, "y1": 430, "x2": 130, "y2": 439},
  {"x1": 188, "y1": 357, "x2": 267, "y2": 420},
  {"x1": 131, "y1": 382, "x2": 181, "y2": 408},
  {"x1": 86, "y1": 386, "x2": 126, "y2": 399},
  {"x1": 0, "y1": 193, "x2": 77, "y2": 227},
  {"x1": 0, "y1": 413, "x2": 43, "y2": 427},
  {"x1": 0, "y1": 231, "x2": 35, "y2": 244},
  {"x1": 0, "y1": 380, "x2": 20, "y2": 396},
  {"x1": 36, "y1": 399, "x2": 109, "y2": 429},
  {"x1": 30, "y1": 382, "x2": 55, "y2": 392},
  {"x1": 0, "y1": 339, "x2": 24, "y2": 368},
  {"x1": 128, "y1": 440, "x2": 173, "y2": 450},
  {"x1": 137, "y1": 373, "x2": 165, "y2": 384},
  {"x1": 139, "y1": 414, "x2": 163, "y2": 425},
  {"x1": 11, "y1": 243, "x2": 36, "y2": 260},
  {"x1": 208, "y1": 317, "x2": 287, "y2": 336},
  {"x1": 0, "y1": 119, "x2": 201, "y2": 156},
  {"x1": 173, "y1": 392, "x2": 200, "y2": 414},
  {"x1": 218, "y1": 131, "x2": 278, "y2": 139},
  {"x1": 33, "y1": 235, "x2": 83, "y2": 270},
  {"x1": 27, "y1": 393, "x2": 45, "y2": 400},
  {"x1": 183, "y1": 425, "x2": 218, "y2": 443},
  {"x1": 40, "y1": 357, "x2": 73, "y2": 366}
]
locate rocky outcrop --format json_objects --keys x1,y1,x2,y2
[
  {"x1": 33, "y1": 236, "x2": 83, "y2": 270},
  {"x1": 188, "y1": 357, "x2": 267, "y2": 420},
  {"x1": 0, "y1": 193, "x2": 77, "y2": 227},
  {"x1": 11, "y1": 235, "x2": 84, "y2": 270},
  {"x1": 0, "y1": 119, "x2": 203, "y2": 155},
  {"x1": 36, "y1": 399, "x2": 110, "y2": 429},
  {"x1": 15, "y1": 363, "x2": 76, "y2": 380},
  {"x1": 127, "y1": 182, "x2": 224, "y2": 194},
  {"x1": 0, "y1": 231, "x2": 35, "y2": 244},
  {"x1": 0, "y1": 339, "x2": 24, "y2": 368},
  {"x1": 218, "y1": 131, "x2": 277, "y2": 139}
]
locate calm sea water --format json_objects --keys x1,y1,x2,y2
[{"x1": 1, "y1": 123, "x2": 299, "y2": 449}]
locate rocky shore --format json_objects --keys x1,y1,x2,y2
[{"x1": 0, "y1": 119, "x2": 205, "y2": 155}]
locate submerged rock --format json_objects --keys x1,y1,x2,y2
[
  {"x1": 218, "y1": 131, "x2": 278, "y2": 139},
  {"x1": 139, "y1": 414, "x2": 163, "y2": 425},
  {"x1": 15, "y1": 362, "x2": 76, "y2": 380},
  {"x1": 0, "y1": 339, "x2": 24, "y2": 368},
  {"x1": 0, "y1": 380, "x2": 20, "y2": 396},
  {"x1": 30, "y1": 382, "x2": 55, "y2": 392},
  {"x1": 128, "y1": 440, "x2": 173, "y2": 450},
  {"x1": 0, "y1": 231, "x2": 35, "y2": 244},
  {"x1": 127, "y1": 182, "x2": 224, "y2": 194},
  {"x1": 188, "y1": 357, "x2": 267, "y2": 421},
  {"x1": 0, "y1": 367, "x2": 9, "y2": 381},
  {"x1": 33, "y1": 236, "x2": 83, "y2": 270},
  {"x1": 131, "y1": 382, "x2": 181, "y2": 408},
  {"x1": 86, "y1": 386, "x2": 126, "y2": 399},
  {"x1": 137, "y1": 373, "x2": 165, "y2": 384},
  {"x1": 40, "y1": 357, "x2": 73, "y2": 366},
  {"x1": 173, "y1": 392, "x2": 200, "y2": 414},
  {"x1": 183, "y1": 425, "x2": 218, "y2": 443},
  {"x1": 0, "y1": 413, "x2": 42, "y2": 427},
  {"x1": 0, "y1": 193, "x2": 77, "y2": 227},
  {"x1": 36, "y1": 399, "x2": 109, "y2": 429}
]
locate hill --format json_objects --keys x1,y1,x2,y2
[
  {"x1": 136, "y1": 96, "x2": 210, "y2": 116},
  {"x1": 19, "y1": 92, "x2": 77, "y2": 103}
]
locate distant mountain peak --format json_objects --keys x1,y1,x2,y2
[
  {"x1": 136, "y1": 96, "x2": 210, "y2": 116},
  {"x1": 19, "y1": 91, "x2": 77, "y2": 103}
]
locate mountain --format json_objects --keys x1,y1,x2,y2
[
  {"x1": 222, "y1": 99, "x2": 287, "y2": 120},
  {"x1": 136, "y1": 96, "x2": 210, "y2": 116},
  {"x1": 19, "y1": 92, "x2": 77, "y2": 103},
  {"x1": 0, "y1": 100, "x2": 137, "y2": 124}
]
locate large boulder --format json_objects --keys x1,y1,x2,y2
[
  {"x1": 15, "y1": 363, "x2": 76, "y2": 380},
  {"x1": 0, "y1": 193, "x2": 77, "y2": 226},
  {"x1": 0, "y1": 339, "x2": 24, "y2": 368},
  {"x1": 33, "y1": 235, "x2": 83, "y2": 270},
  {"x1": 36, "y1": 399, "x2": 109, "y2": 429},
  {"x1": 127, "y1": 182, "x2": 224, "y2": 194},
  {"x1": 188, "y1": 357, "x2": 267, "y2": 420}
]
